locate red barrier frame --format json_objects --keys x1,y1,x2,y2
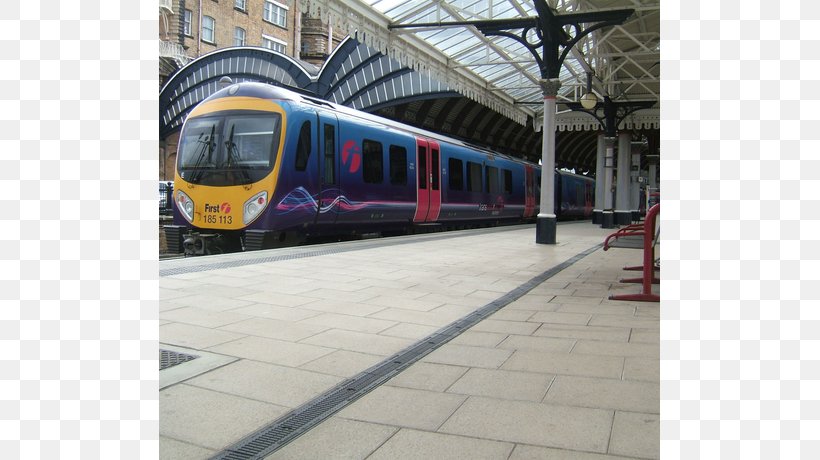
[{"x1": 607, "y1": 203, "x2": 660, "y2": 302}]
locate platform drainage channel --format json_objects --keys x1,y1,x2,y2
[
  {"x1": 210, "y1": 243, "x2": 602, "y2": 460},
  {"x1": 159, "y1": 349, "x2": 199, "y2": 371}
]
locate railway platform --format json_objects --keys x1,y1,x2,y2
[{"x1": 159, "y1": 222, "x2": 659, "y2": 459}]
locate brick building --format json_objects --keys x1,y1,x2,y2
[{"x1": 160, "y1": 0, "x2": 302, "y2": 87}]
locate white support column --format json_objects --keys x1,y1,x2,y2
[
  {"x1": 601, "y1": 136, "x2": 615, "y2": 228},
  {"x1": 536, "y1": 78, "x2": 561, "y2": 244},
  {"x1": 592, "y1": 132, "x2": 605, "y2": 224},
  {"x1": 615, "y1": 131, "x2": 632, "y2": 225},
  {"x1": 630, "y1": 152, "x2": 641, "y2": 220}
]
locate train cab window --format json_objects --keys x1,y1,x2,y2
[
  {"x1": 389, "y1": 145, "x2": 407, "y2": 185},
  {"x1": 503, "y1": 169, "x2": 513, "y2": 194},
  {"x1": 486, "y1": 166, "x2": 499, "y2": 194},
  {"x1": 363, "y1": 139, "x2": 384, "y2": 184},
  {"x1": 466, "y1": 161, "x2": 482, "y2": 192},
  {"x1": 294, "y1": 121, "x2": 311, "y2": 171},
  {"x1": 448, "y1": 158, "x2": 463, "y2": 190}
]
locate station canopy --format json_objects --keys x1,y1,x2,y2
[{"x1": 356, "y1": 0, "x2": 660, "y2": 129}]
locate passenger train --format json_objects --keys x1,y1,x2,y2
[{"x1": 169, "y1": 82, "x2": 593, "y2": 255}]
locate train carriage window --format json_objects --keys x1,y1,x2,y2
[
  {"x1": 294, "y1": 121, "x2": 311, "y2": 171},
  {"x1": 418, "y1": 146, "x2": 427, "y2": 189},
  {"x1": 466, "y1": 161, "x2": 482, "y2": 192},
  {"x1": 389, "y1": 145, "x2": 407, "y2": 185},
  {"x1": 363, "y1": 139, "x2": 384, "y2": 184},
  {"x1": 431, "y1": 149, "x2": 440, "y2": 190},
  {"x1": 486, "y1": 166, "x2": 499, "y2": 194},
  {"x1": 448, "y1": 158, "x2": 463, "y2": 190},
  {"x1": 503, "y1": 169, "x2": 513, "y2": 194},
  {"x1": 324, "y1": 124, "x2": 335, "y2": 185}
]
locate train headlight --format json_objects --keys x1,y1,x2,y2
[
  {"x1": 243, "y1": 191, "x2": 268, "y2": 225},
  {"x1": 177, "y1": 190, "x2": 195, "y2": 223}
]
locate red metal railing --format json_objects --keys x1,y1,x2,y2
[{"x1": 607, "y1": 203, "x2": 659, "y2": 302}]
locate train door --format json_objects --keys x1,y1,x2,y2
[
  {"x1": 524, "y1": 165, "x2": 536, "y2": 218},
  {"x1": 316, "y1": 112, "x2": 339, "y2": 225},
  {"x1": 413, "y1": 138, "x2": 442, "y2": 223}
]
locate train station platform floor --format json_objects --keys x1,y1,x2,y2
[{"x1": 159, "y1": 222, "x2": 660, "y2": 460}]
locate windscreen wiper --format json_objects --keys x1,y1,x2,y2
[
  {"x1": 224, "y1": 124, "x2": 252, "y2": 184},
  {"x1": 190, "y1": 124, "x2": 216, "y2": 184}
]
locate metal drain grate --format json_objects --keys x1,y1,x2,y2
[
  {"x1": 210, "y1": 243, "x2": 602, "y2": 460},
  {"x1": 160, "y1": 349, "x2": 200, "y2": 371}
]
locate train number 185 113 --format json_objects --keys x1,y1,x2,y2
[{"x1": 203, "y1": 214, "x2": 232, "y2": 224}]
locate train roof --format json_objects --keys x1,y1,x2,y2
[{"x1": 204, "y1": 82, "x2": 539, "y2": 168}]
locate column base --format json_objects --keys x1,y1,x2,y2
[
  {"x1": 601, "y1": 211, "x2": 615, "y2": 229},
  {"x1": 536, "y1": 215, "x2": 557, "y2": 244},
  {"x1": 614, "y1": 211, "x2": 632, "y2": 226},
  {"x1": 592, "y1": 209, "x2": 602, "y2": 225},
  {"x1": 631, "y1": 210, "x2": 640, "y2": 222}
]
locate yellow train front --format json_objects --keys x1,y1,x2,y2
[{"x1": 171, "y1": 83, "x2": 294, "y2": 255}]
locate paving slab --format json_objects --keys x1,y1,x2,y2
[
  {"x1": 301, "y1": 328, "x2": 415, "y2": 356},
  {"x1": 532, "y1": 323, "x2": 631, "y2": 342},
  {"x1": 509, "y1": 445, "x2": 636, "y2": 460},
  {"x1": 298, "y1": 349, "x2": 386, "y2": 378},
  {"x1": 446, "y1": 368, "x2": 553, "y2": 402},
  {"x1": 368, "y1": 428, "x2": 514, "y2": 460},
  {"x1": 438, "y1": 397, "x2": 613, "y2": 453},
  {"x1": 338, "y1": 386, "x2": 467, "y2": 431},
  {"x1": 544, "y1": 375, "x2": 659, "y2": 414},
  {"x1": 159, "y1": 306, "x2": 252, "y2": 328},
  {"x1": 160, "y1": 384, "x2": 288, "y2": 451},
  {"x1": 159, "y1": 323, "x2": 246, "y2": 350},
  {"x1": 422, "y1": 343, "x2": 513, "y2": 369},
  {"x1": 385, "y1": 361, "x2": 469, "y2": 392},
  {"x1": 205, "y1": 335, "x2": 335, "y2": 368},
  {"x1": 159, "y1": 436, "x2": 216, "y2": 460},
  {"x1": 184, "y1": 359, "x2": 343, "y2": 408},
  {"x1": 501, "y1": 350, "x2": 624, "y2": 379},
  {"x1": 218, "y1": 317, "x2": 329, "y2": 342},
  {"x1": 608, "y1": 411, "x2": 660, "y2": 459},
  {"x1": 264, "y1": 418, "x2": 398, "y2": 460},
  {"x1": 496, "y1": 335, "x2": 575, "y2": 353}
]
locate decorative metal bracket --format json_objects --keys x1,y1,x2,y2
[{"x1": 565, "y1": 97, "x2": 656, "y2": 137}]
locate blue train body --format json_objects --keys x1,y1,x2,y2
[{"x1": 170, "y1": 82, "x2": 592, "y2": 253}]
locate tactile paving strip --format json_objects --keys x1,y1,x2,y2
[
  {"x1": 159, "y1": 349, "x2": 200, "y2": 371},
  {"x1": 209, "y1": 243, "x2": 603, "y2": 460}
]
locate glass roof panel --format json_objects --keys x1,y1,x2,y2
[{"x1": 359, "y1": 0, "x2": 660, "y2": 121}]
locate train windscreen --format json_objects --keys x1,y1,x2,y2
[{"x1": 177, "y1": 112, "x2": 282, "y2": 186}]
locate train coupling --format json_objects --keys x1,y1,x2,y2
[{"x1": 182, "y1": 232, "x2": 229, "y2": 256}]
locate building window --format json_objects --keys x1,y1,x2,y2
[
  {"x1": 235, "y1": 0, "x2": 246, "y2": 11},
  {"x1": 234, "y1": 27, "x2": 245, "y2": 46},
  {"x1": 389, "y1": 146, "x2": 407, "y2": 186},
  {"x1": 448, "y1": 158, "x2": 463, "y2": 190},
  {"x1": 262, "y1": 34, "x2": 287, "y2": 54},
  {"x1": 363, "y1": 140, "x2": 384, "y2": 184},
  {"x1": 202, "y1": 16, "x2": 215, "y2": 44},
  {"x1": 263, "y1": 0, "x2": 288, "y2": 28},
  {"x1": 183, "y1": 9, "x2": 192, "y2": 36}
]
